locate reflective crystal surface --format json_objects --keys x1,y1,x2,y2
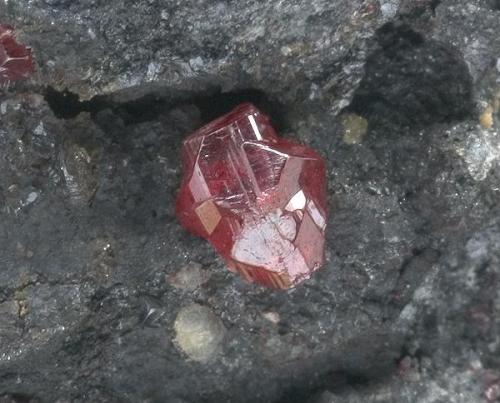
[
  {"x1": 176, "y1": 103, "x2": 327, "y2": 289},
  {"x1": 0, "y1": 24, "x2": 34, "y2": 85}
]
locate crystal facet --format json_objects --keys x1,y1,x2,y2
[
  {"x1": 176, "y1": 103, "x2": 327, "y2": 289},
  {"x1": 0, "y1": 24, "x2": 34, "y2": 85}
]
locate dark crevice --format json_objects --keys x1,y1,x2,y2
[
  {"x1": 44, "y1": 87, "x2": 107, "y2": 119},
  {"x1": 347, "y1": 23, "x2": 474, "y2": 129},
  {"x1": 194, "y1": 89, "x2": 287, "y2": 130},
  {"x1": 0, "y1": 394, "x2": 40, "y2": 403},
  {"x1": 398, "y1": 0, "x2": 441, "y2": 20},
  {"x1": 270, "y1": 333, "x2": 402, "y2": 403},
  {"x1": 272, "y1": 368, "x2": 392, "y2": 403},
  {"x1": 44, "y1": 86, "x2": 288, "y2": 132},
  {"x1": 429, "y1": 0, "x2": 441, "y2": 13}
]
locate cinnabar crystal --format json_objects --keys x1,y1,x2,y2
[
  {"x1": 0, "y1": 24, "x2": 34, "y2": 85},
  {"x1": 176, "y1": 103, "x2": 327, "y2": 289}
]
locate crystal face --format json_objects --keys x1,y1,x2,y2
[
  {"x1": 176, "y1": 103, "x2": 327, "y2": 289},
  {"x1": 0, "y1": 24, "x2": 34, "y2": 85}
]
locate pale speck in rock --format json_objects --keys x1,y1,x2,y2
[
  {"x1": 174, "y1": 304, "x2": 225, "y2": 362},
  {"x1": 262, "y1": 311, "x2": 280, "y2": 324}
]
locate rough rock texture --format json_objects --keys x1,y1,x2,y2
[{"x1": 0, "y1": 0, "x2": 499, "y2": 402}]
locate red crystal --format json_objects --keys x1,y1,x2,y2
[
  {"x1": 0, "y1": 24, "x2": 34, "y2": 85},
  {"x1": 176, "y1": 103, "x2": 327, "y2": 289}
]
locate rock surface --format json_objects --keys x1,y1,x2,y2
[{"x1": 0, "y1": 0, "x2": 499, "y2": 402}]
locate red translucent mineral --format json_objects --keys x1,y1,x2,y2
[
  {"x1": 176, "y1": 103, "x2": 327, "y2": 289},
  {"x1": 0, "y1": 24, "x2": 34, "y2": 85}
]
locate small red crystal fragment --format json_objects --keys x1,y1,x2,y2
[
  {"x1": 0, "y1": 24, "x2": 34, "y2": 85},
  {"x1": 176, "y1": 103, "x2": 327, "y2": 289},
  {"x1": 485, "y1": 379, "x2": 500, "y2": 402}
]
